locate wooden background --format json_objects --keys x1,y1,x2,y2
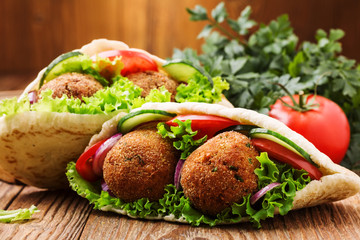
[{"x1": 1, "y1": 0, "x2": 360, "y2": 91}]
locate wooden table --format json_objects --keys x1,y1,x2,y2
[{"x1": 1, "y1": 91, "x2": 360, "y2": 240}]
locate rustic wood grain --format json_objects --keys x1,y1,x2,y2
[
  {"x1": 0, "y1": 180, "x2": 358, "y2": 240},
  {"x1": 77, "y1": 192, "x2": 360, "y2": 240},
  {"x1": 0, "y1": 89, "x2": 22, "y2": 100},
  {"x1": 0, "y1": 74, "x2": 35, "y2": 92},
  {"x1": 1, "y1": 0, "x2": 359, "y2": 83},
  {"x1": 0, "y1": 185, "x2": 93, "y2": 240}
]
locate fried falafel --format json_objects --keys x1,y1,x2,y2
[
  {"x1": 38, "y1": 72, "x2": 103, "y2": 100},
  {"x1": 127, "y1": 70, "x2": 179, "y2": 101},
  {"x1": 103, "y1": 125, "x2": 178, "y2": 202},
  {"x1": 180, "y1": 131, "x2": 260, "y2": 216}
]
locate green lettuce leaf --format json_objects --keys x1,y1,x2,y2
[
  {"x1": 157, "y1": 119, "x2": 207, "y2": 159},
  {"x1": 66, "y1": 151, "x2": 311, "y2": 228},
  {"x1": 0, "y1": 77, "x2": 171, "y2": 117},
  {"x1": 91, "y1": 56, "x2": 124, "y2": 82},
  {"x1": 32, "y1": 77, "x2": 142, "y2": 114},
  {"x1": 175, "y1": 74, "x2": 229, "y2": 103},
  {"x1": 0, "y1": 205, "x2": 39, "y2": 223},
  {"x1": 0, "y1": 97, "x2": 30, "y2": 116},
  {"x1": 131, "y1": 86, "x2": 172, "y2": 109},
  {"x1": 244, "y1": 152, "x2": 311, "y2": 227}
]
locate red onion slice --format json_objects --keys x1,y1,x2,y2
[
  {"x1": 28, "y1": 91, "x2": 38, "y2": 104},
  {"x1": 92, "y1": 133, "x2": 122, "y2": 176},
  {"x1": 250, "y1": 182, "x2": 281, "y2": 205},
  {"x1": 101, "y1": 180, "x2": 115, "y2": 197},
  {"x1": 174, "y1": 159, "x2": 185, "y2": 190}
]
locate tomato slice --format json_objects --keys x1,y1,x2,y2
[
  {"x1": 92, "y1": 50, "x2": 158, "y2": 76},
  {"x1": 251, "y1": 138, "x2": 322, "y2": 180},
  {"x1": 166, "y1": 115, "x2": 240, "y2": 140},
  {"x1": 75, "y1": 139, "x2": 107, "y2": 182}
]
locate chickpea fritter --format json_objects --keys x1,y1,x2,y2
[
  {"x1": 127, "y1": 70, "x2": 179, "y2": 101},
  {"x1": 38, "y1": 72, "x2": 103, "y2": 100},
  {"x1": 180, "y1": 131, "x2": 260, "y2": 216},
  {"x1": 103, "y1": 126, "x2": 178, "y2": 202}
]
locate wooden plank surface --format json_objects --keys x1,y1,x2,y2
[
  {"x1": 0, "y1": 180, "x2": 359, "y2": 240},
  {"x1": 0, "y1": 90, "x2": 23, "y2": 100},
  {"x1": 1, "y1": 0, "x2": 360, "y2": 73}
]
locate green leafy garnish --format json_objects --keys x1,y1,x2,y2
[
  {"x1": 0, "y1": 205, "x2": 39, "y2": 223},
  {"x1": 66, "y1": 151, "x2": 310, "y2": 228},
  {"x1": 247, "y1": 152, "x2": 310, "y2": 227},
  {"x1": 174, "y1": 2, "x2": 360, "y2": 170},
  {"x1": 0, "y1": 97, "x2": 30, "y2": 116},
  {"x1": 0, "y1": 77, "x2": 171, "y2": 117},
  {"x1": 157, "y1": 119, "x2": 207, "y2": 159},
  {"x1": 175, "y1": 74, "x2": 229, "y2": 103},
  {"x1": 132, "y1": 86, "x2": 172, "y2": 109}
]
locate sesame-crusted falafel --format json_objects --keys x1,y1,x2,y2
[
  {"x1": 103, "y1": 125, "x2": 178, "y2": 202},
  {"x1": 180, "y1": 131, "x2": 260, "y2": 216},
  {"x1": 38, "y1": 72, "x2": 103, "y2": 100},
  {"x1": 127, "y1": 70, "x2": 179, "y2": 101}
]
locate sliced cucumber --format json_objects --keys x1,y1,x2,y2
[
  {"x1": 39, "y1": 51, "x2": 84, "y2": 88},
  {"x1": 249, "y1": 128, "x2": 318, "y2": 167},
  {"x1": 162, "y1": 60, "x2": 203, "y2": 83},
  {"x1": 118, "y1": 109, "x2": 177, "y2": 133}
]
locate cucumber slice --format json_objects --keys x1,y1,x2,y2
[
  {"x1": 162, "y1": 60, "x2": 203, "y2": 83},
  {"x1": 249, "y1": 128, "x2": 318, "y2": 167},
  {"x1": 118, "y1": 109, "x2": 177, "y2": 134},
  {"x1": 39, "y1": 51, "x2": 84, "y2": 88}
]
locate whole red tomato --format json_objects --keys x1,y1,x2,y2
[{"x1": 268, "y1": 94, "x2": 350, "y2": 164}]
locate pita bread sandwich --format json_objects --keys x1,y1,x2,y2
[
  {"x1": 0, "y1": 39, "x2": 231, "y2": 189},
  {"x1": 66, "y1": 102, "x2": 360, "y2": 227}
]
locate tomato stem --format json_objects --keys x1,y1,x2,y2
[{"x1": 275, "y1": 83, "x2": 319, "y2": 112}]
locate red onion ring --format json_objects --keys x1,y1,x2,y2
[
  {"x1": 174, "y1": 159, "x2": 185, "y2": 190},
  {"x1": 250, "y1": 182, "x2": 281, "y2": 205},
  {"x1": 92, "y1": 133, "x2": 122, "y2": 176},
  {"x1": 28, "y1": 91, "x2": 38, "y2": 104},
  {"x1": 101, "y1": 180, "x2": 115, "y2": 197}
]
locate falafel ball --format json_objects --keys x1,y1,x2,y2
[
  {"x1": 126, "y1": 70, "x2": 179, "y2": 101},
  {"x1": 180, "y1": 131, "x2": 260, "y2": 216},
  {"x1": 103, "y1": 125, "x2": 178, "y2": 202},
  {"x1": 38, "y1": 72, "x2": 103, "y2": 100}
]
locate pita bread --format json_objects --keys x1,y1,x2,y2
[
  {"x1": 0, "y1": 39, "x2": 132, "y2": 188},
  {"x1": 81, "y1": 102, "x2": 360, "y2": 222},
  {"x1": 0, "y1": 39, "x2": 232, "y2": 189}
]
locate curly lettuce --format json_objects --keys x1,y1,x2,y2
[
  {"x1": 157, "y1": 119, "x2": 207, "y2": 159},
  {"x1": 175, "y1": 73, "x2": 229, "y2": 103},
  {"x1": 0, "y1": 205, "x2": 39, "y2": 223},
  {"x1": 0, "y1": 77, "x2": 171, "y2": 117},
  {"x1": 66, "y1": 151, "x2": 311, "y2": 228},
  {"x1": 0, "y1": 73, "x2": 227, "y2": 117}
]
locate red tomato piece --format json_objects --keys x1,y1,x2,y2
[
  {"x1": 75, "y1": 139, "x2": 107, "y2": 182},
  {"x1": 166, "y1": 114, "x2": 240, "y2": 140},
  {"x1": 251, "y1": 138, "x2": 322, "y2": 180},
  {"x1": 92, "y1": 50, "x2": 158, "y2": 76},
  {"x1": 269, "y1": 95, "x2": 350, "y2": 164}
]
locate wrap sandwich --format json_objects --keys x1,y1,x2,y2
[
  {"x1": 66, "y1": 102, "x2": 360, "y2": 227},
  {"x1": 0, "y1": 39, "x2": 231, "y2": 189}
]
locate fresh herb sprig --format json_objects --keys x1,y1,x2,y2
[{"x1": 173, "y1": 2, "x2": 360, "y2": 170}]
